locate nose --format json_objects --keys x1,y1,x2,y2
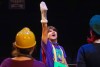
[{"x1": 52, "y1": 31, "x2": 55, "y2": 33}]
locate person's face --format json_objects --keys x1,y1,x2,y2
[{"x1": 48, "y1": 29, "x2": 57, "y2": 40}]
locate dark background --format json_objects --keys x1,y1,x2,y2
[{"x1": 0, "y1": 0, "x2": 100, "y2": 64}]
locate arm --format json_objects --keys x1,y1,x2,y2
[{"x1": 40, "y1": 1, "x2": 48, "y2": 44}]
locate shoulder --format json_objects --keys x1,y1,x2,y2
[
  {"x1": 58, "y1": 45, "x2": 66, "y2": 53},
  {"x1": 1, "y1": 58, "x2": 11, "y2": 63},
  {"x1": 59, "y1": 45, "x2": 64, "y2": 50},
  {"x1": 0, "y1": 58, "x2": 12, "y2": 66},
  {"x1": 33, "y1": 59, "x2": 46, "y2": 67},
  {"x1": 78, "y1": 43, "x2": 94, "y2": 53},
  {"x1": 79, "y1": 44, "x2": 93, "y2": 49},
  {"x1": 41, "y1": 39, "x2": 51, "y2": 45}
]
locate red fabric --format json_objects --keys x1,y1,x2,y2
[
  {"x1": 87, "y1": 30, "x2": 95, "y2": 43},
  {"x1": 42, "y1": 49, "x2": 46, "y2": 64}
]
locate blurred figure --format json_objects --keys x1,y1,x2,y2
[
  {"x1": 40, "y1": 1, "x2": 69, "y2": 67},
  {"x1": 77, "y1": 15, "x2": 100, "y2": 67},
  {"x1": 0, "y1": 27, "x2": 46, "y2": 67}
]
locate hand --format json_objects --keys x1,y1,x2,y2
[{"x1": 40, "y1": 1, "x2": 48, "y2": 23}]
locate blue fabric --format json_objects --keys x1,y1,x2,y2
[
  {"x1": 40, "y1": 48, "x2": 42, "y2": 61},
  {"x1": 41, "y1": 40, "x2": 67, "y2": 67},
  {"x1": 53, "y1": 45, "x2": 66, "y2": 62},
  {"x1": 55, "y1": 46, "x2": 63, "y2": 62},
  {"x1": 77, "y1": 43, "x2": 100, "y2": 67}
]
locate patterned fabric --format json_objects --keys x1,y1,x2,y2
[
  {"x1": 41, "y1": 40, "x2": 67, "y2": 67},
  {"x1": 55, "y1": 47, "x2": 63, "y2": 62}
]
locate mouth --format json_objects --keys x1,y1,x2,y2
[{"x1": 52, "y1": 34, "x2": 56, "y2": 37}]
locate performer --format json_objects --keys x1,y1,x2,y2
[
  {"x1": 40, "y1": 1, "x2": 69, "y2": 67},
  {"x1": 0, "y1": 27, "x2": 46, "y2": 67},
  {"x1": 77, "y1": 15, "x2": 100, "y2": 67}
]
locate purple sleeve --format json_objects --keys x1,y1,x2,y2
[
  {"x1": 41, "y1": 40, "x2": 51, "y2": 53},
  {"x1": 41, "y1": 41, "x2": 46, "y2": 48}
]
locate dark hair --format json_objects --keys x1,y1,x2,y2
[{"x1": 48, "y1": 26, "x2": 57, "y2": 32}]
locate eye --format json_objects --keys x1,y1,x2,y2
[{"x1": 48, "y1": 30, "x2": 52, "y2": 32}]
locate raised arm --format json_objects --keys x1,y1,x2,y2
[{"x1": 40, "y1": 1, "x2": 48, "y2": 44}]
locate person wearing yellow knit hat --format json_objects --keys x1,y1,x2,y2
[{"x1": 0, "y1": 27, "x2": 46, "y2": 67}]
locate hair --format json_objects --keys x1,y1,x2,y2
[
  {"x1": 48, "y1": 26, "x2": 57, "y2": 33},
  {"x1": 12, "y1": 45, "x2": 35, "y2": 58},
  {"x1": 87, "y1": 28, "x2": 100, "y2": 43}
]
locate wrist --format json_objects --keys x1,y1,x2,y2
[{"x1": 41, "y1": 19, "x2": 48, "y2": 23}]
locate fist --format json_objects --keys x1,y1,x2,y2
[
  {"x1": 40, "y1": 1, "x2": 48, "y2": 11},
  {"x1": 40, "y1": 1, "x2": 48, "y2": 22}
]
